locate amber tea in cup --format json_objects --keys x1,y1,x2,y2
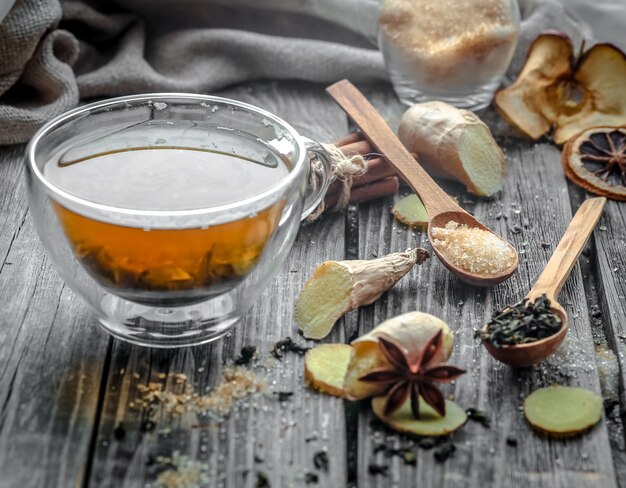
[
  {"x1": 26, "y1": 94, "x2": 332, "y2": 347},
  {"x1": 46, "y1": 146, "x2": 287, "y2": 306}
]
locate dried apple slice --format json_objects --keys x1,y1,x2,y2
[
  {"x1": 562, "y1": 126, "x2": 626, "y2": 200},
  {"x1": 494, "y1": 33, "x2": 573, "y2": 140},
  {"x1": 392, "y1": 194, "x2": 429, "y2": 228},
  {"x1": 553, "y1": 45, "x2": 626, "y2": 144},
  {"x1": 304, "y1": 344, "x2": 353, "y2": 397},
  {"x1": 372, "y1": 395, "x2": 467, "y2": 436},
  {"x1": 343, "y1": 312, "x2": 453, "y2": 400},
  {"x1": 524, "y1": 386, "x2": 603, "y2": 438}
]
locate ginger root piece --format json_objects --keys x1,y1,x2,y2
[
  {"x1": 372, "y1": 395, "x2": 467, "y2": 436},
  {"x1": 495, "y1": 34, "x2": 626, "y2": 144},
  {"x1": 392, "y1": 194, "x2": 429, "y2": 228},
  {"x1": 294, "y1": 249, "x2": 429, "y2": 340},
  {"x1": 343, "y1": 312, "x2": 453, "y2": 400},
  {"x1": 562, "y1": 127, "x2": 626, "y2": 201},
  {"x1": 304, "y1": 344, "x2": 353, "y2": 397},
  {"x1": 524, "y1": 386, "x2": 603, "y2": 438},
  {"x1": 398, "y1": 101, "x2": 505, "y2": 196}
]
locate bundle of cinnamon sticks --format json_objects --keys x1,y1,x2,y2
[{"x1": 322, "y1": 131, "x2": 400, "y2": 210}]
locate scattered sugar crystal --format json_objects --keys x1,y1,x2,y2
[{"x1": 431, "y1": 221, "x2": 516, "y2": 275}]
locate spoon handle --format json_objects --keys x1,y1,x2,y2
[
  {"x1": 528, "y1": 197, "x2": 606, "y2": 302},
  {"x1": 326, "y1": 80, "x2": 462, "y2": 217}
]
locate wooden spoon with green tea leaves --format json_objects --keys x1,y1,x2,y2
[{"x1": 481, "y1": 197, "x2": 606, "y2": 367}]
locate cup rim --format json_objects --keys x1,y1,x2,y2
[{"x1": 26, "y1": 92, "x2": 307, "y2": 219}]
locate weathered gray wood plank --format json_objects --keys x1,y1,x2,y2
[
  {"x1": 86, "y1": 82, "x2": 351, "y2": 488},
  {"x1": 0, "y1": 146, "x2": 110, "y2": 488},
  {"x1": 590, "y1": 199, "x2": 626, "y2": 393},
  {"x1": 352, "y1": 88, "x2": 618, "y2": 488},
  {"x1": 585, "y1": 197, "x2": 626, "y2": 486}
]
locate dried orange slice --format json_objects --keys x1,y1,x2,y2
[{"x1": 562, "y1": 126, "x2": 626, "y2": 201}]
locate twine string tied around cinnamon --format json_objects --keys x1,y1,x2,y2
[{"x1": 307, "y1": 143, "x2": 369, "y2": 221}]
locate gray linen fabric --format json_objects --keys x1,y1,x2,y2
[{"x1": 0, "y1": 0, "x2": 583, "y2": 145}]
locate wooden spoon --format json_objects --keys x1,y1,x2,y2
[
  {"x1": 483, "y1": 197, "x2": 606, "y2": 367},
  {"x1": 327, "y1": 80, "x2": 518, "y2": 286}
]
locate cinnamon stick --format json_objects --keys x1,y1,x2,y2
[
  {"x1": 332, "y1": 131, "x2": 363, "y2": 147},
  {"x1": 324, "y1": 176, "x2": 400, "y2": 209},
  {"x1": 339, "y1": 139, "x2": 376, "y2": 157}
]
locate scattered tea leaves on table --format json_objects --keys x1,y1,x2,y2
[
  {"x1": 434, "y1": 442, "x2": 456, "y2": 462},
  {"x1": 141, "y1": 419, "x2": 156, "y2": 432},
  {"x1": 255, "y1": 472, "x2": 271, "y2": 488},
  {"x1": 478, "y1": 294, "x2": 562, "y2": 347},
  {"x1": 313, "y1": 451, "x2": 329, "y2": 472},
  {"x1": 305, "y1": 472, "x2": 319, "y2": 484},
  {"x1": 113, "y1": 423, "x2": 126, "y2": 441},
  {"x1": 271, "y1": 337, "x2": 310, "y2": 359},
  {"x1": 234, "y1": 345, "x2": 257, "y2": 365},
  {"x1": 368, "y1": 463, "x2": 389, "y2": 476},
  {"x1": 466, "y1": 408, "x2": 491, "y2": 427},
  {"x1": 272, "y1": 391, "x2": 294, "y2": 402},
  {"x1": 506, "y1": 436, "x2": 518, "y2": 447}
]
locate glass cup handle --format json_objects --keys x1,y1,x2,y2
[{"x1": 301, "y1": 136, "x2": 333, "y2": 221}]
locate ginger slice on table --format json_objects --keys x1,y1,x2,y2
[
  {"x1": 392, "y1": 194, "x2": 429, "y2": 228},
  {"x1": 294, "y1": 249, "x2": 429, "y2": 340},
  {"x1": 523, "y1": 386, "x2": 603, "y2": 438},
  {"x1": 495, "y1": 33, "x2": 626, "y2": 145},
  {"x1": 304, "y1": 343, "x2": 353, "y2": 397},
  {"x1": 372, "y1": 395, "x2": 467, "y2": 437}
]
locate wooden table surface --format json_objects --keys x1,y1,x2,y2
[{"x1": 1, "y1": 81, "x2": 625, "y2": 488}]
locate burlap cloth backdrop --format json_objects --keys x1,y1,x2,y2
[{"x1": 0, "y1": 0, "x2": 584, "y2": 146}]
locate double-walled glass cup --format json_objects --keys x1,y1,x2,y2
[{"x1": 26, "y1": 94, "x2": 332, "y2": 348}]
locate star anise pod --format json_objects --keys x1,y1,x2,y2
[{"x1": 359, "y1": 330, "x2": 465, "y2": 419}]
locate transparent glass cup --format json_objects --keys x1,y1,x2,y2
[
  {"x1": 25, "y1": 94, "x2": 332, "y2": 348},
  {"x1": 379, "y1": 0, "x2": 521, "y2": 110}
]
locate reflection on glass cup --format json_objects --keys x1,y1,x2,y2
[
  {"x1": 379, "y1": 0, "x2": 521, "y2": 110},
  {"x1": 26, "y1": 94, "x2": 332, "y2": 348}
]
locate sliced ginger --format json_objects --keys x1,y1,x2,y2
[
  {"x1": 304, "y1": 344, "x2": 353, "y2": 397},
  {"x1": 524, "y1": 386, "x2": 603, "y2": 438},
  {"x1": 392, "y1": 194, "x2": 429, "y2": 228},
  {"x1": 398, "y1": 101, "x2": 505, "y2": 196},
  {"x1": 372, "y1": 395, "x2": 467, "y2": 436},
  {"x1": 495, "y1": 34, "x2": 626, "y2": 144},
  {"x1": 294, "y1": 249, "x2": 429, "y2": 340},
  {"x1": 343, "y1": 311, "x2": 453, "y2": 400}
]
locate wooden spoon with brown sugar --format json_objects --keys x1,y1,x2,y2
[{"x1": 327, "y1": 80, "x2": 518, "y2": 286}]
